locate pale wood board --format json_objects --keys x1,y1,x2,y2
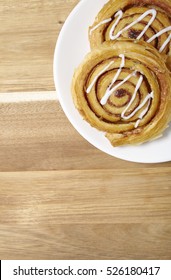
[
  {"x1": 0, "y1": 0, "x2": 78, "y2": 92},
  {"x1": 0, "y1": 91, "x2": 170, "y2": 171},
  {"x1": 0, "y1": 169, "x2": 171, "y2": 259},
  {"x1": 0, "y1": 0, "x2": 170, "y2": 260}
]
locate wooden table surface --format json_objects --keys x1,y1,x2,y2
[{"x1": 0, "y1": 0, "x2": 171, "y2": 260}]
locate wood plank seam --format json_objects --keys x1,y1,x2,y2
[{"x1": 0, "y1": 91, "x2": 58, "y2": 103}]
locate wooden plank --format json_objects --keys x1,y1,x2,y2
[
  {"x1": 0, "y1": 169, "x2": 171, "y2": 259},
  {"x1": 0, "y1": 92, "x2": 171, "y2": 171},
  {"x1": 0, "y1": 169, "x2": 171, "y2": 224},
  {"x1": 1, "y1": 224, "x2": 171, "y2": 260},
  {"x1": 0, "y1": 0, "x2": 78, "y2": 93}
]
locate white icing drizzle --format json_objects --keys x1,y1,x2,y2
[
  {"x1": 100, "y1": 71, "x2": 137, "y2": 105},
  {"x1": 86, "y1": 54, "x2": 154, "y2": 128},
  {"x1": 159, "y1": 33, "x2": 171, "y2": 53},
  {"x1": 123, "y1": 91, "x2": 154, "y2": 122},
  {"x1": 107, "y1": 54, "x2": 125, "y2": 90},
  {"x1": 147, "y1": 26, "x2": 171, "y2": 42},
  {"x1": 100, "y1": 69, "x2": 153, "y2": 127},
  {"x1": 89, "y1": 18, "x2": 112, "y2": 35},
  {"x1": 110, "y1": 9, "x2": 157, "y2": 40},
  {"x1": 121, "y1": 75, "x2": 143, "y2": 120},
  {"x1": 135, "y1": 119, "x2": 141, "y2": 129},
  {"x1": 86, "y1": 61, "x2": 114, "y2": 94},
  {"x1": 122, "y1": 82, "x2": 154, "y2": 123},
  {"x1": 109, "y1": 10, "x2": 123, "y2": 39},
  {"x1": 99, "y1": 55, "x2": 137, "y2": 105},
  {"x1": 134, "y1": 99, "x2": 151, "y2": 128},
  {"x1": 90, "y1": 8, "x2": 171, "y2": 52},
  {"x1": 147, "y1": 26, "x2": 171, "y2": 52}
]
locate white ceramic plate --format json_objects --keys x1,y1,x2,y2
[{"x1": 53, "y1": 0, "x2": 171, "y2": 163}]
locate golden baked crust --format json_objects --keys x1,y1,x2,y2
[
  {"x1": 89, "y1": 0, "x2": 171, "y2": 68},
  {"x1": 72, "y1": 40, "x2": 171, "y2": 146}
]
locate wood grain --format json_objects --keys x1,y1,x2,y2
[
  {"x1": 1, "y1": 224, "x2": 171, "y2": 260},
  {"x1": 0, "y1": 169, "x2": 171, "y2": 259},
  {"x1": 0, "y1": 0, "x2": 171, "y2": 260},
  {"x1": 0, "y1": 91, "x2": 170, "y2": 171},
  {"x1": 0, "y1": 0, "x2": 78, "y2": 92}
]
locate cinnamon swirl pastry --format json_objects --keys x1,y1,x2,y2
[
  {"x1": 72, "y1": 40, "x2": 171, "y2": 146},
  {"x1": 89, "y1": 0, "x2": 171, "y2": 67}
]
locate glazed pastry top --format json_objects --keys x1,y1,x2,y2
[{"x1": 89, "y1": 0, "x2": 171, "y2": 54}]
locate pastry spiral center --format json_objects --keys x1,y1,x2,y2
[{"x1": 86, "y1": 54, "x2": 154, "y2": 128}]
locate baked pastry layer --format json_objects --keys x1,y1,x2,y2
[
  {"x1": 89, "y1": 0, "x2": 171, "y2": 68},
  {"x1": 72, "y1": 40, "x2": 171, "y2": 146}
]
